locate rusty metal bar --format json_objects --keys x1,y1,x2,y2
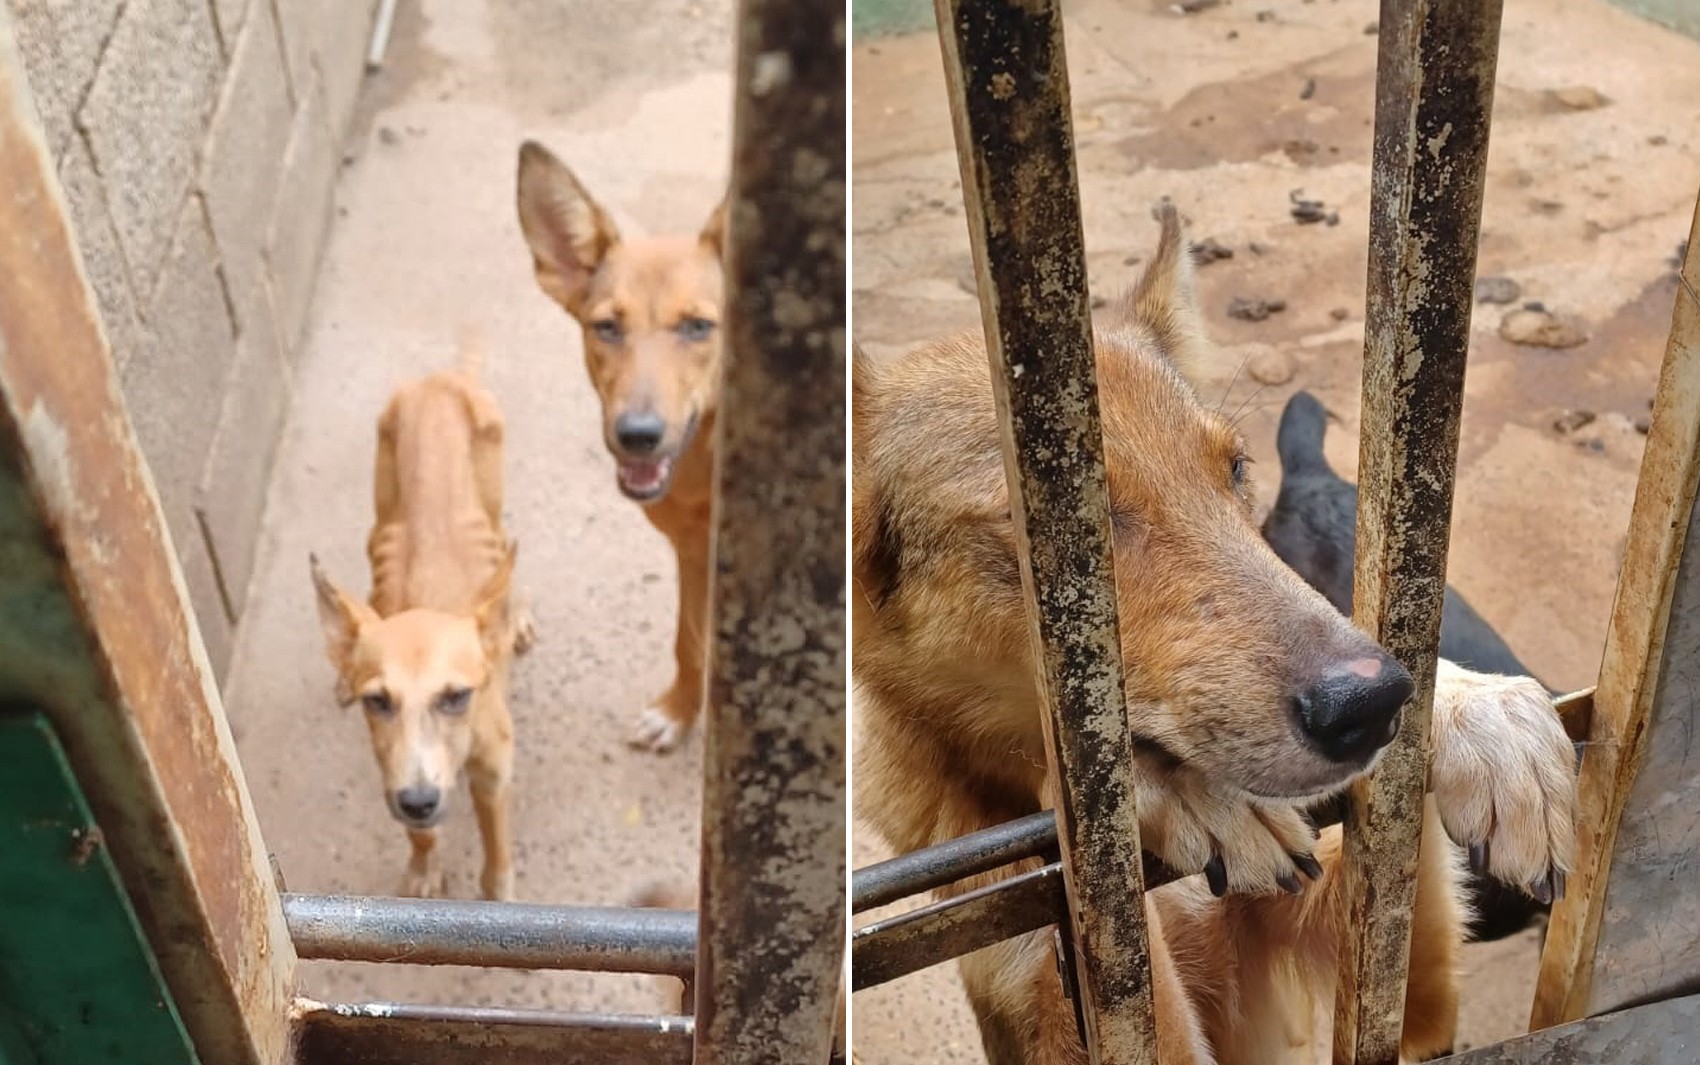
[
  {"x1": 852, "y1": 864, "x2": 1065, "y2": 991},
  {"x1": 284, "y1": 894, "x2": 695, "y2": 976},
  {"x1": 692, "y1": 0, "x2": 846, "y2": 1060},
  {"x1": 1533, "y1": 194, "x2": 1700, "y2": 1029},
  {"x1": 1334, "y1": 2, "x2": 1504, "y2": 1062},
  {"x1": 0, "y1": 15, "x2": 296, "y2": 1065},
  {"x1": 934, "y1": 1, "x2": 1158, "y2": 1059},
  {"x1": 292, "y1": 1003, "x2": 693, "y2": 1065}
]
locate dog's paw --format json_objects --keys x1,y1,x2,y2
[
  {"x1": 1135, "y1": 770, "x2": 1321, "y2": 896},
  {"x1": 399, "y1": 867, "x2": 444, "y2": 899},
  {"x1": 1430, "y1": 660, "x2": 1578, "y2": 903},
  {"x1": 628, "y1": 706, "x2": 688, "y2": 753},
  {"x1": 512, "y1": 607, "x2": 539, "y2": 656},
  {"x1": 481, "y1": 866, "x2": 515, "y2": 902}
]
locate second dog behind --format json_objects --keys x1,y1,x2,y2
[{"x1": 311, "y1": 338, "x2": 534, "y2": 900}]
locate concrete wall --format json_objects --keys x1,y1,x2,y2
[{"x1": 7, "y1": 0, "x2": 379, "y2": 678}]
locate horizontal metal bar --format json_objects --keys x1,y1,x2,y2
[
  {"x1": 851, "y1": 810, "x2": 1058, "y2": 914},
  {"x1": 852, "y1": 864, "x2": 1067, "y2": 991},
  {"x1": 283, "y1": 894, "x2": 695, "y2": 976},
  {"x1": 292, "y1": 1002, "x2": 692, "y2": 1065}
]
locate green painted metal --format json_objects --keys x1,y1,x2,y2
[
  {"x1": 0, "y1": 712, "x2": 199, "y2": 1065},
  {"x1": 851, "y1": 0, "x2": 932, "y2": 40}
]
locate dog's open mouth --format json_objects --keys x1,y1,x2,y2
[{"x1": 617, "y1": 455, "x2": 676, "y2": 501}]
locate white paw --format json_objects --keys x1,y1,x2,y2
[
  {"x1": 512, "y1": 607, "x2": 539, "y2": 656},
  {"x1": 1134, "y1": 768, "x2": 1320, "y2": 896},
  {"x1": 482, "y1": 866, "x2": 515, "y2": 902},
  {"x1": 400, "y1": 867, "x2": 444, "y2": 899},
  {"x1": 628, "y1": 706, "x2": 687, "y2": 753},
  {"x1": 1430, "y1": 660, "x2": 1578, "y2": 902}
]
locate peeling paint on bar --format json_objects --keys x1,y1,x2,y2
[
  {"x1": 1333, "y1": 3, "x2": 1505, "y2": 1063},
  {"x1": 933, "y1": 0, "x2": 1159, "y2": 1060}
]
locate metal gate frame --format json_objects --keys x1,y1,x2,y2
[
  {"x1": 849, "y1": 1, "x2": 1700, "y2": 1063},
  {"x1": 0, "y1": 0, "x2": 845, "y2": 1061}
]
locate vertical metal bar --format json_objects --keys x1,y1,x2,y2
[
  {"x1": 0, "y1": 14, "x2": 296, "y2": 1065},
  {"x1": 692, "y1": 0, "x2": 847, "y2": 1060},
  {"x1": 1333, "y1": 2, "x2": 1504, "y2": 1062},
  {"x1": 933, "y1": 1, "x2": 1158, "y2": 1061},
  {"x1": 1532, "y1": 194, "x2": 1700, "y2": 1029}
]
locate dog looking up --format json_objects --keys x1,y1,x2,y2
[
  {"x1": 1261, "y1": 388, "x2": 1569, "y2": 941},
  {"x1": 310, "y1": 335, "x2": 534, "y2": 900},
  {"x1": 515, "y1": 140, "x2": 726, "y2": 753}
]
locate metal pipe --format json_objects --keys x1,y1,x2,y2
[
  {"x1": 366, "y1": 0, "x2": 400, "y2": 71},
  {"x1": 851, "y1": 810, "x2": 1058, "y2": 914},
  {"x1": 283, "y1": 894, "x2": 696, "y2": 976}
]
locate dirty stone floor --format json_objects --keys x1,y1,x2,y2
[
  {"x1": 223, "y1": 0, "x2": 732, "y2": 1014},
  {"x1": 852, "y1": 0, "x2": 1700, "y2": 1060}
]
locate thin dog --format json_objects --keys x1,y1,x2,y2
[
  {"x1": 311, "y1": 338, "x2": 534, "y2": 901},
  {"x1": 852, "y1": 207, "x2": 1577, "y2": 1064},
  {"x1": 515, "y1": 140, "x2": 725, "y2": 753}
]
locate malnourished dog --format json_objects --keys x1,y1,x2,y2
[
  {"x1": 515, "y1": 140, "x2": 725, "y2": 753},
  {"x1": 311, "y1": 340, "x2": 534, "y2": 900},
  {"x1": 852, "y1": 208, "x2": 1577, "y2": 1064},
  {"x1": 1263, "y1": 388, "x2": 1564, "y2": 943}
]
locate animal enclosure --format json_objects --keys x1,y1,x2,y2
[
  {"x1": 848, "y1": 1, "x2": 1700, "y2": 1062},
  {"x1": 0, "y1": 0, "x2": 844, "y2": 1061}
]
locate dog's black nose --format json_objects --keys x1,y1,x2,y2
[
  {"x1": 395, "y1": 786, "x2": 442, "y2": 822},
  {"x1": 614, "y1": 411, "x2": 666, "y2": 454},
  {"x1": 1294, "y1": 654, "x2": 1413, "y2": 764}
]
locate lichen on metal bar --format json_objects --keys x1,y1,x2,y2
[
  {"x1": 933, "y1": 0, "x2": 1159, "y2": 1059},
  {"x1": 692, "y1": 0, "x2": 847, "y2": 1061},
  {"x1": 1334, "y1": 2, "x2": 1505, "y2": 1062}
]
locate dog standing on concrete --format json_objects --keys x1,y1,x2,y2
[
  {"x1": 311, "y1": 337, "x2": 534, "y2": 900},
  {"x1": 515, "y1": 140, "x2": 726, "y2": 753},
  {"x1": 853, "y1": 207, "x2": 1577, "y2": 1064}
]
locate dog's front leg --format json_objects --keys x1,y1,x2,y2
[
  {"x1": 631, "y1": 528, "x2": 710, "y2": 753},
  {"x1": 469, "y1": 750, "x2": 515, "y2": 901},
  {"x1": 401, "y1": 827, "x2": 440, "y2": 898}
]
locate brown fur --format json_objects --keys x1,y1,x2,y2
[
  {"x1": 852, "y1": 208, "x2": 1577, "y2": 1064},
  {"x1": 311, "y1": 339, "x2": 534, "y2": 900},
  {"x1": 515, "y1": 140, "x2": 725, "y2": 752}
]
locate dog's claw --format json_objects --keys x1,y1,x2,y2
[
  {"x1": 1204, "y1": 853, "x2": 1227, "y2": 897},
  {"x1": 1292, "y1": 852, "x2": 1323, "y2": 882},
  {"x1": 1530, "y1": 867, "x2": 1566, "y2": 906},
  {"x1": 1276, "y1": 871, "x2": 1303, "y2": 895}
]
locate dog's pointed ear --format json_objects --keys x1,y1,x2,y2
[
  {"x1": 516, "y1": 141, "x2": 620, "y2": 315},
  {"x1": 474, "y1": 541, "x2": 518, "y2": 658},
  {"x1": 700, "y1": 192, "x2": 730, "y2": 258},
  {"x1": 310, "y1": 555, "x2": 375, "y2": 705},
  {"x1": 1112, "y1": 202, "x2": 1207, "y2": 374}
]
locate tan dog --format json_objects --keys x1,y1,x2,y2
[
  {"x1": 311, "y1": 340, "x2": 534, "y2": 901},
  {"x1": 852, "y1": 208, "x2": 1577, "y2": 1064},
  {"x1": 515, "y1": 140, "x2": 725, "y2": 753}
]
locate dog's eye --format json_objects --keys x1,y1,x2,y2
[
  {"x1": 1231, "y1": 454, "x2": 1251, "y2": 487},
  {"x1": 361, "y1": 691, "x2": 394, "y2": 716},
  {"x1": 677, "y1": 316, "x2": 716, "y2": 342},
  {"x1": 592, "y1": 319, "x2": 624, "y2": 344},
  {"x1": 436, "y1": 686, "x2": 474, "y2": 716}
]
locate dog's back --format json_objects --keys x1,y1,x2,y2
[
  {"x1": 369, "y1": 358, "x2": 507, "y2": 618},
  {"x1": 1262, "y1": 390, "x2": 1538, "y2": 681}
]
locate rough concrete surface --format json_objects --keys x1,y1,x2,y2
[
  {"x1": 224, "y1": 0, "x2": 732, "y2": 1014},
  {"x1": 852, "y1": 0, "x2": 1700, "y2": 1060}
]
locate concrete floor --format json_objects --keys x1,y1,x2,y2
[
  {"x1": 224, "y1": 0, "x2": 731, "y2": 1013},
  {"x1": 852, "y1": 0, "x2": 1700, "y2": 1060}
]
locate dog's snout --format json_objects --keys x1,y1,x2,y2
[
  {"x1": 1293, "y1": 654, "x2": 1413, "y2": 764},
  {"x1": 614, "y1": 411, "x2": 666, "y2": 454},
  {"x1": 395, "y1": 785, "x2": 443, "y2": 822}
]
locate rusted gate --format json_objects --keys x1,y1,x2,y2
[
  {"x1": 851, "y1": 0, "x2": 1700, "y2": 1062},
  {"x1": 0, "y1": 0, "x2": 844, "y2": 1062}
]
